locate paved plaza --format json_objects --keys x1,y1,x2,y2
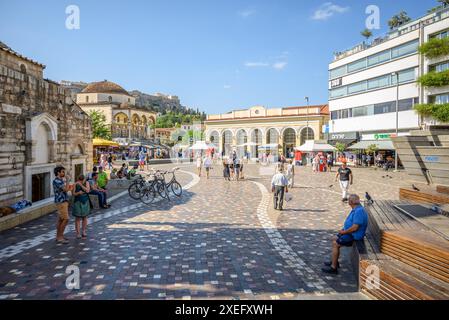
[{"x1": 0, "y1": 163, "x2": 411, "y2": 300}]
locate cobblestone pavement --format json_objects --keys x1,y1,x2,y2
[{"x1": 0, "y1": 163, "x2": 404, "y2": 300}]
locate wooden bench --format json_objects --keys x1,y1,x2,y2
[
  {"x1": 353, "y1": 232, "x2": 449, "y2": 300},
  {"x1": 353, "y1": 201, "x2": 449, "y2": 299},
  {"x1": 436, "y1": 185, "x2": 449, "y2": 195},
  {"x1": 399, "y1": 188, "x2": 449, "y2": 205}
]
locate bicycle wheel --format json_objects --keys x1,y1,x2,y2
[
  {"x1": 128, "y1": 181, "x2": 144, "y2": 200},
  {"x1": 157, "y1": 182, "x2": 169, "y2": 199},
  {"x1": 171, "y1": 181, "x2": 182, "y2": 197},
  {"x1": 140, "y1": 186, "x2": 157, "y2": 205}
]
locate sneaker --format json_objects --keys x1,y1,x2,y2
[
  {"x1": 323, "y1": 261, "x2": 340, "y2": 268},
  {"x1": 321, "y1": 266, "x2": 338, "y2": 274}
]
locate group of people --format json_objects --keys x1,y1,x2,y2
[
  {"x1": 222, "y1": 151, "x2": 245, "y2": 181},
  {"x1": 52, "y1": 165, "x2": 112, "y2": 244},
  {"x1": 311, "y1": 153, "x2": 333, "y2": 173}
]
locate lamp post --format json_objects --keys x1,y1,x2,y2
[
  {"x1": 392, "y1": 72, "x2": 399, "y2": 172},
  {"x1": 305, "y1": 96, "x2": 310, "y2": 140}
]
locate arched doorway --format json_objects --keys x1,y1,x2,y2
[
  {"x1": 283, "y1": 128, "x2": 296, "y2": 158},
  {"x1": 35, "y1": 123, "x2": 51, "y2": 164},
  {"x1": 250, "y1": 129, "x2": 262, "y2": 158},
  {"x1": 236, "y1": 129, "x2": 248, "y2": 158},
  {"x1": 300, "y1": 127, "x2": 315, "y2": 145},
  {"x1": 222, "y1": 130, "x2": 233, "y2": 156}
]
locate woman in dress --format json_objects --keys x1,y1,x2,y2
[
  {"x1": 286, "y1": 159, "x2": 295, "y2": 188},
  {"x1": 72, "y1": 174, "x2": 91, "y2": 239},
  {"x1": 196, "y1": 155, "x2": 202, "y2": 177}
]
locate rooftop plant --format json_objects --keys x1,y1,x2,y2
[
  {"x1": 419, "y1": 37, "x2": 449, "y2": 59},
  {"x1": 417, "y1": 70, "x2": 449, "y2": 87}
]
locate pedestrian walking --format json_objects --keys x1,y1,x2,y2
[
  {"x1": 203, "y1": 156, "x2": 212, "y2": 179},
  {"x1": 271, "y1": 166, "x2": 289, "y2": 211},
  {"x1": 286, "y1": 159, "x2": 295, "y2": 188},
  {"x1": 327, "y1": 153, "x2": 333, "y2": 172},
  {"x1": 196, "y1": 155, "x2": 203, "y2": 177},
  {"x1": 53, "y1": 166, "x2": 72, "y2": 244},
  {"x1": 72, "y1": 174, "x2": 91, "y2": 239},
  {"x1": 107, "y1": 153, "x2": 113, "y2": 170},
  {"x1": 335, "y1": 161, "x2": 353, "y2": 202},
  {"x1": 234, "y1": 157, "x2": 240, "y2": 181},
  {"x1": 239, "y1": 157, "x2": 245, "y2": 179},
  {"x1": 228, "y1": 156, "x2": 234, "y2": 180}
]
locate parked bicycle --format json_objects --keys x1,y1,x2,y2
[{"x1": 136, "y1": 168, "x2": 183, "y2": 205}]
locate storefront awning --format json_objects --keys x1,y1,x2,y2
[
  {"x1": 348, "y1": 140, "x2": 395, "y2": 150},
  {"x1": 93, "y1": 138, "x2": 119, "y2": 147}
]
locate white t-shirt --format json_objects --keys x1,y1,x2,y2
[{"x1": 196, "y1": 158, "x2": 202, "y2": 168}]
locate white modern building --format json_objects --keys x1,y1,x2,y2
[{"x1": 328, "y1": 6, "x2": 449, "y2": 149}]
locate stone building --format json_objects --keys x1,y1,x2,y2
[
  {"x1": 205, "y1": 105, "x2": 329, "y2": 158},
  {"x1": 0, "y1": 41, "x2": 93, "y2": 207},
  {"x1": 76, "y1": 81, "x2": 158, "y2": 145}
]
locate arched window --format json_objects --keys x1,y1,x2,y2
[
  {"x1": 35, "y1": 123, "x2": 51, "y2": 164},
  {"x1": 108, "y1": 96, "x2": 112, "y2": 102},
  {"x1": 300, "y1": 127, "x2": 315, "y2": 145},
  {"x1": 266, "y1": 128, "x2": 279, "y2": 144},
  {"x1": 283, "y1": 128, "x2": 296, "y2": 157},
  {"x1": 20, "y1": 64, "x2": 27, "y2": 74},
  {"x1": 223, "y1": 130, "x2": 233, "y2": 155},
  {"x1": 86, "y1": 96, "x2": 89, "y2": 103}
]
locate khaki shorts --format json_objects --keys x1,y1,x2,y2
[{"x1": 56, "y1": 202, "x2": 69, "y2": 221}]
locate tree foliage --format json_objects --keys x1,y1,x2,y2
[
  {"x1": 365, "y1": 144, "x2": 379, "y2": 155},
  {"x1": 361, "y1": 28, "x2": 373, "y2": 40},
  {"x1": 152, "y1": 111, "x2": 205, "y2": 129},
  {"x1": 414, "y1": 103, "x2": 449, "y2": 123},
  {"x1": 88, "y1": 110, "x2": 111, "y2": 140},
  {"x1": 335, "y1": 142, "x2": 346, "y2": 154},
  {"x1": 388, "y1": 11, "x2": 411, "y2": 30}
]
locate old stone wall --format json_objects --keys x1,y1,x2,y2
[{"x1": 0, "y1": 54, "x2": 92, "y2": 207}]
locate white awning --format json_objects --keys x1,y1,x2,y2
[
  {"x1": 348, "y1": 140, "x2": 395, "y2": 150},
  {"x1": 295, "y1": 140, "x2": 336, "y2": 152}
]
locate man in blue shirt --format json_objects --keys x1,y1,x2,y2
[
  {"x1": 322, "y1": 194, "x2": 368, "y2": 275},
  {"x1": 53, "y1": 166, "x2": 72, "y2": 244}
]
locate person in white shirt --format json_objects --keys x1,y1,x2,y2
[
  {"x1": 196, "y1": 156, "x2": 202, "y2": 177},
  {"x1": 203, "y1": 156, "x2": 212, "y2": 179},
  {"x1": 271, "y1": 167, "x2": 289, "y2": 211},
  {"x1": 286, "y1": 159, "x2": 295, "y2": 188}
]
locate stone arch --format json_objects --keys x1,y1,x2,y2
[
  {"x1": 20, "y1": 64, "x2": 27, "y2": 74},
  {"x1": 299, "y1": 126, "x2": 315, "y2": 145},
  {"x1": 114, "y1": 112, "x2": 129, "y2": 124},
  {"x1": 132, "y1": 113, "x2": 141, "y2": 125},
  {"x1": 236, "y1": 129, "x2": 248, "y2": 158},
  {"x1": 280, "y1": 126, "x2": 297, "y2": 136},
  {"x1": 26, "y1": 113, "x2": 58, "y2": 165}
]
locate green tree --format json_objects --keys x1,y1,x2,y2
[
  {"x1": 335, "y1": 142, "x2": 346, "y2": 155},
  {"x1": 388, "y1": 11, "x2": 411, "y2": 30},
  {"x1": 88, "y1": 110, "x2": 111, "y2": 140},
  {"x1": 438, "y1": 0, "x2": 449, "y2": 7},
  {"x1": 361, "y1": 28, "x2": 373, "y2": 40},
  {"x1": 365, "y1": 144, "x2": 379, "y2": 156}
]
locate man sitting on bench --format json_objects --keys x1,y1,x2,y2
[{"x1": 322, "y1": 194, "x2": 368, "y2": 275}]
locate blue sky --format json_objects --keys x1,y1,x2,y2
[{"x1": 0, "y1": 0, "x2": 438, "y2": 114}]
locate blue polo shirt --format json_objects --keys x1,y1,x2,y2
[{"x1": 342, "y1": 205, "x2": 368, "y2": 241}]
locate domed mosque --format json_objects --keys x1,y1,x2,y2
[{"x1": 76, "y1": 80, "x2": 157, "y2": 145}]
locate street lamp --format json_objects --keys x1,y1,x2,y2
[
  {"x1": 392, "y1": 72, "x2": 399, "y2": 172},
  {"x1": 305, "y1": 96, "x2": 310, "y2": 140}
]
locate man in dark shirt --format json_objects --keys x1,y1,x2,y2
[{"x1": 335, "y1": 161, "x2": 353, "y2": 202}]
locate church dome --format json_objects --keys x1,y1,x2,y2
[{"x1": 81, "y1": 80, "x2": 130, "y2": 96}]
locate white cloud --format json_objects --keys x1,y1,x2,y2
[
  {"x1": 273, "y1": 62, "x2": 288, "y2": 70},
  {"x1": 238, "y1": 9, "x2": 256, "y2": 18},
  {"x1": 245, "y1": 62, "x2": 270, "y2": 68},
  {"x1": 312, "y1": 2, "x2": 349, "y2": 21}
]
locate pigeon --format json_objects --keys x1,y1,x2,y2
[
  {"x1": 412, "y1": 184, "x2": 420, "y2": 192},
  {"x1": 382, "y1": 176, "x2": 385, "y2": 178},
  {"x1": 365, "y1": 192, "x2": 374, "y2": 205},
  {"x1": 328, "y1": 184, "x2": 333, "y2": 188}
]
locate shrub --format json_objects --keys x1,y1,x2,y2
[
  {"x1": 419, "y1": 37, "x2": 449, "y2": 59},
  {"x1": 414, "y1": 103, "x2": 449, "y2": 123},
  {"x1": 417, "y1": 70, "x2": 449, "y2": 87}
]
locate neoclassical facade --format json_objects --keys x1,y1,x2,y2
[
  {"x1": 76, "y1": 81, "x2": 157, "y2": 145},
  {"x1": 205, "y1": 105, "x2": 329, "y2": 158},
  {"x1": 0, "y1": 41, "x2": 92, "y2": 207}
]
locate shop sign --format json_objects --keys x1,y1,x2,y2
[
  {"x1": 330, "y1": 132, "x2": 358, "y2": 141},
  {"x1": 331, "y1": 77, "x2": 343, "y2": 88}
]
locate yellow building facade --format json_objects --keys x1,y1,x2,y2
[{"x1": 205, "y1": 105, "x2": 329, "y2": 158}]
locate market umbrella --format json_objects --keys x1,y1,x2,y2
[
  {"x1": 93, "y1": 138, "x2": 119, "y2": 147},
  {"x1": 189, "y1": 141, "x2": 210, "y2": 150}
]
